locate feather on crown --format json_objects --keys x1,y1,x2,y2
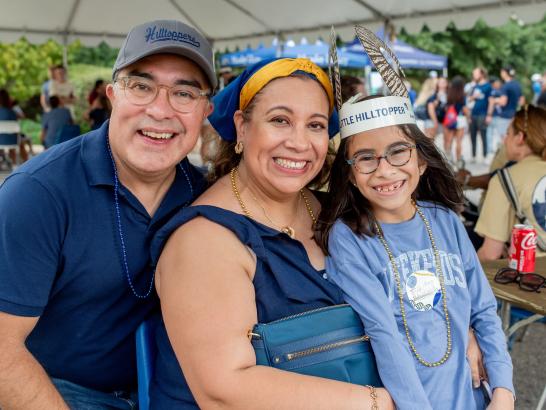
[{"x1": 331, "y1": 25, "x2": 416, "y2": 139}]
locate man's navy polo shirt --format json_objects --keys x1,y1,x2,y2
[{"x1": 0, "y1": 121, "x2": 204, "y2": 392}]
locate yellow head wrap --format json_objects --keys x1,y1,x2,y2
[{"x1": 239, "y1": 58, "x2": 334, "y2": 113}]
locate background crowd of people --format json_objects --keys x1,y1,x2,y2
[
  {"x1": 0, "y1": 64, "x2": 113, "y2": 171},
  {"x1": 411, "y1": 65, "x2": 546, "y2": 166}
]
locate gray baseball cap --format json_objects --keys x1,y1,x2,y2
[{"x1": 113, "y1": 19, "x2": 217, "y2": 89}]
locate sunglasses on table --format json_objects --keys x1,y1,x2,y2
[{"x1": 494, "y1": 268, "x2": 546, "y2": 292}]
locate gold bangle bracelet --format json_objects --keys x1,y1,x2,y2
[{"x1": 365, "y1": 385, "x2": 379, "y2": 410}]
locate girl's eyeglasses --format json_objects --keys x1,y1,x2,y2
[
  {"x1": 494, "y1": 267, "x2": 546, "y2": 292},
  {"x1": 346, "y1": 144, "x2": 416, "y2": 174}
]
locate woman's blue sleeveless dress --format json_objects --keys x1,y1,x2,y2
[{"x1": 149, "y1": 205, "x2": 344, "y2": 409}]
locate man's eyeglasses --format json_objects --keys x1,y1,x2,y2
[
  {"x1": 115, "y1": 76, "x2": 210, "y2": 113},
  {"x1": 346, "y1": 144, "x2": 416, "y2": 174},
  {"x1": 494, "y1": 267, "x2": 546, "y2": 292}
]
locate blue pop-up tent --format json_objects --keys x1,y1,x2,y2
[
  {"x1": 345, "y1": 29, "x2": 447, "y2": 71},
  {"x1": 219, "y1": 44, "x2": 280, "y2": 67},
  {"x1": 281, "y1": 40, "x2": 367, "y2": 69},
  {"x1": 220, "y1": 39, "x2": 368, "y2": 69}
]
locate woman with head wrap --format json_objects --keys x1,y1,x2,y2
[{"x1": 149, "y1": 58, "x2": 394, "y2": 409}]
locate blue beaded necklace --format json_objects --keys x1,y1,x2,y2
[{"x1": 107, "y1": 139, "x2": 194, "y2": 298}]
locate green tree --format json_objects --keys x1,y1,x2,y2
[
  {"x1": 0, "y1": 38, "x2": 63, "y2": 101},
  {"x1": 399, "y1": 14, "x2": 546, "y2": 98},
  {"x1": 69, "y1": 40, "x2": 118, "y2": 67}
]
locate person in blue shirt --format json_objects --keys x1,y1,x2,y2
[
  {"x1": 486, "y1": 76, "x2": 506, "y2": 153},
  {"x1": 0, "y1": 19, "x2": 215, "y2": 409},
  {"x1": 468, "y1": 67, "x2": 492, "y2": 160},
  {"x1": 316, "y1": 96, "x2": 514, "y2": 407},
  {"x1": 40, "y1": 95, "x2": 73, "y2": 148},
  {"x1": 487, "y1": 65, "x2": 522, "y2": 143}
]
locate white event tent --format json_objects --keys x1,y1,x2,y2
[{"x1": 0, "y1": 0, "x2": 545, "y2": 51}]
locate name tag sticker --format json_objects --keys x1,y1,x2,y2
[{"x1": 405, "y1": 270, "x2": 441, "y2": 312}]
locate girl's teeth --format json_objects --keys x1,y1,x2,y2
[
  {"x1": 376, "y1": 181, "x2": 402, "y2": 192},
  {"x1": 274, "y1": 158, "x2": 307, "y2": 170},
  {"x1": 141, "y1": 131, "x2": 174, "y2": 139}
]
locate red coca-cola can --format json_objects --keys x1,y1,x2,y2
[{"x1": 509, "y1": 224, "x2": 537, "y2": 273}]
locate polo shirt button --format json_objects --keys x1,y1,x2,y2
[{"x1": 322, "y1": 273, "x2": 328, "y2": 279}]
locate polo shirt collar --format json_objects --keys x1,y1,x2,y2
[
  {"x1": 81, "y1": 120, "x2": 115, "y2": 187},
  {"x1": 155, "y1": 158, "x2": 197, "y2": 219}
]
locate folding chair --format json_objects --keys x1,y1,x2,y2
[
  {"x1": 0, "y1": 120, "x2": 21, "y2": 168},
  {"x1": 135, "y1": 315, "x2": 159, "y2": 410},
  {"x1": 508, "y1": 307, "x2": 546, "y2": 347}
]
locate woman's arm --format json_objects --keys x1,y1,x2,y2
[{"x1": 157, "y1": 217, "x2": 393, "y2": 410}]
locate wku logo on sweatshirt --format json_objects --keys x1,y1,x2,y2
[{"x1": 382, "y1": 248, "x2": 467, "y2": 303}]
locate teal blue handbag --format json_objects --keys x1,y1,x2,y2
[{"x1": 250, "y1": 304, "x2": 382, "y2": 386}]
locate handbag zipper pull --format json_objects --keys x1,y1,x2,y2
[{"x1": 247, "y1": 329, "x2": 261, "y2": 339}]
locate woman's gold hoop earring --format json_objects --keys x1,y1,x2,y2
[{"x1": 234, "y1": 141, "x2": 244, "y2": 155}]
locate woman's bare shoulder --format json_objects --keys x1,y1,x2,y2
[
  {"x1": 158, "y1": 211, "x2": 256, "y2": 284},
  {"x1": 159, "y1": 176, "x2": 254, "y2": 277}
]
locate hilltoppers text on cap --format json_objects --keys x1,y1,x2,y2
[{"x1": 113, "y1": 19, "x2": 217, "y2": 89}]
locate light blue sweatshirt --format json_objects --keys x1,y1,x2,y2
[{"x1": 326, "y1": 202, "x2": 514, "y2": 410}]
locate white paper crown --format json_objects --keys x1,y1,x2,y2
[
  {"x1": 330, "y1": 25, "x2": 417, "y2": 139},
  {"x1": 339, "y1": 95, "x2": 416, "y2": 139}
]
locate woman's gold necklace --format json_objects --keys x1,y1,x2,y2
[
  {"x1": 373, "y1": 202, "x2": 452, "y2": 367},
  {"x1": 230, "y1": 167, "x2": 316, "y2": 239}
]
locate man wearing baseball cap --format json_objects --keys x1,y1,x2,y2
[{"x1": 0, "y1": 19, "x2": 214, "y2": 409}]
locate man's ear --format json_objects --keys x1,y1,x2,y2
[
  {"x1": 105, "y1": 83, "x2": 116, "y2": 102},
  {"x1": 205, "y1": 101, "x2": 214, "y2": 118}
]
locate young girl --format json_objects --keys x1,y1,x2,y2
[{"x1": 317, "y1": 94, "x2": 514, "y2": 410}]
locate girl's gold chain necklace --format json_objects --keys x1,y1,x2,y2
[
  {"x1": 230, "y1": 167, "x2": 316, "y2": 239},
  {"x1": 373, "y1": 203, "x2": 452, "y2": 367}
]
